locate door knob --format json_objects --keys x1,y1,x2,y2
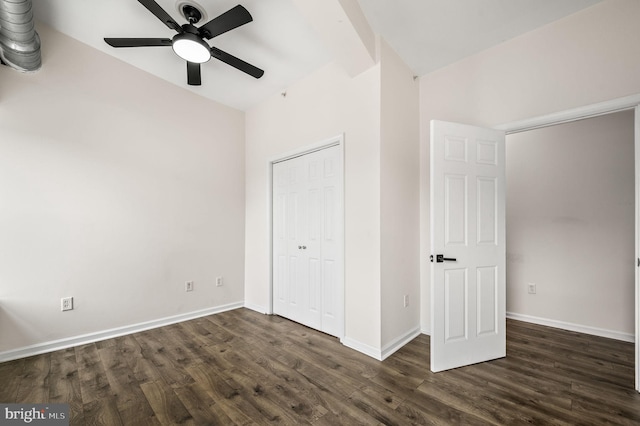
[{"x1": 430, "y1": 254, "x2": 457, "y2": 263}]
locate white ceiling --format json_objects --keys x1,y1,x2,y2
[
  {"x1": 359, "y1": 0, "x2": 602, "y2": 77},
  {"x1": 31, "y1": 0, "x2": 601, "y2": 111}
]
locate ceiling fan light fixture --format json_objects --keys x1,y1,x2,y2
[
  {"x1": 105, "y1": 1, "x2": 263, "y2": 84},
  {"x1": 172, "y1": 32, "x2": 210, "y2": 63}
]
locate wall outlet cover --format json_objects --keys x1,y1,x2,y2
[{"x1": 61, "y1": 297, "x2": 74, "y2": 311}]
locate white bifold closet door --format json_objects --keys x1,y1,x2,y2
[{"x1": 272, "y1": 144, "x2": 343, "y2": 338}]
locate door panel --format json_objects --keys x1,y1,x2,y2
[
  {"x1": 444, "y1": 175, "x2": 467, "y2": 245},
  {"x1": 477, "y1": 177, "x2": 497, "y2": 244},
  {"x1": 444, "y1": 268, "x2": 467, "y2": 342},
  {"x1": 477, "y1": 266, "x2": 498, "y2": 336},
  {"x1": 431, "y1": 120, "x2": 506, "y2": 372}
]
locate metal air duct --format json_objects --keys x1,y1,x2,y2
[{"x1": 0, "y1": 0, "x2": 41, "y2": 72}]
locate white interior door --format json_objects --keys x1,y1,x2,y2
[
  {"x1": 272, "y1": 144, "x2": 343, "y2": 337},
  {"x1": 430, "y1": 120, "x2": 506, "y2": 372}
]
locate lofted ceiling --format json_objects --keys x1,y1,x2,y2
[
  {"x1": 359, "y1": 0, "x2": 602, "y2": 77},
  {"x1": 31, "y1": 0, "x2": 601, "y2": 111}
]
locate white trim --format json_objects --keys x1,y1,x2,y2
[
  {"x1": 268, "y1": 134, "x2": 346, "y2": 339},
  {"x1": 497, "y1": 94, "x2": 640, "y2": 134},
  {"x1": 0, "y1": 302, "x2": 243, "y2": 363},
  {"x1": 635, "y1": 106, "x2": 640, "y2": 391},
  {"x1": 244, "y1": 301, "x2": 269, "y2": 314},
  {"x1": 421, "y1": 327, "x2": 431, "y2": 336},
  {"x1": 266, "y1": 156, "x2": 275, "y2": 315},
  {"x1": 381, "y1": 327, "x2": 422, "y2": 360},
  {"x1": 269, "y1": 135, "x2": 343, "y2": 165},
  {"x1": 507, "y1": 312, "x2": 634, "y2": 343},
  {"x1": 342, "y1": 337, "x2": 383, "y2": 361},
  {"x1": 342, "y1": 327, "x2": 422, "y2": 361}
]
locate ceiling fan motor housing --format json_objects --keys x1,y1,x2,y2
[{"x1": 182, "y1": 4, "x2": 202, "y2": 24}]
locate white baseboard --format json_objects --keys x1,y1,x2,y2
[
  {"x1": 342, "y1": 326, "x2": 422, "y2": 361},
  {"x1": 507, "y1": 312, "x2": 635, "y2": 343},
  {"x1": 0, "y1": 302, "x2": 244, "y2": 363},
  {"x1": 342, "y1": 337, "x2": 383, "y2": 361},
  {"x1": 381, "y1": 327, "x2": 422, "y2": 360},
  {"x1": 244, "y1": 301, "x2": 270, "y2": 314}
]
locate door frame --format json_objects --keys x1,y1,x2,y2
[
  {"x1": 267, "y1": 134, "x2": 346, "y2": 339},
  {"x1": 495, "y1": 93, "x2": 640, "y2": 392}
]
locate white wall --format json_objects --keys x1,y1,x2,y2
[
  {"x1": 420, "y1": 0, "x2": 640, "y2": 333},
  {"x1": 244, "y1": 62, "x2": 383, "y2": 350},
  {"x1": 380, "y1": 40, "x2": 420, "y2": 348},
  {"x1": 245, "y1": 37, "x2": 421, "y2": 356},
  {"x1": 506, "y1": 111, "x2": 635, "y2": 336},
  {"x1": 0, "y1": 23, "x2": 246, "y2": 355}
]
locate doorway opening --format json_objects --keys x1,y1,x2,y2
[
  {"x1": 505, "y1": 110, "x2": 635, "y2": 341},
  {"x1": 496, "y1": 95, "x2": 640, "y2": 391}
]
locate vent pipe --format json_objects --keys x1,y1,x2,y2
[{"x1": 0, "y1": 0, "x2": 41, "y2": 72}]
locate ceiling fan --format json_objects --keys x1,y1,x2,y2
[{"x1": 104, "y1": 0, "x2": 264, "y2": 85}]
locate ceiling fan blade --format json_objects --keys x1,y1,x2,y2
[
  {"x1": 138, "y1": 0, "x2": 182, "y2": 32},
  {"x1": 104, "y1": 38, "x2": 172, "y2": 48},
  {"x1": 210, "y1": 46, "x2": 264, "y2": 79},
  {"x1": 187, "y1": 62, "x2": 202, "y2": 86},
  {"x1": 199, "y1": 5, "x2": 253, "y2": 40}
]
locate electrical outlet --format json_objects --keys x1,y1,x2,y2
[
  {"x1": 216, "y1": 276, "x2": 223, "y2": 287},
  {"x1": 185, "y1": 281, "x2": 194, "y2": 292},
  {"x1": 527, "y1": 283, "x2": 536, "y2": 294},
  {"x1": 403, "y1": 294, "x2": 409, "y2": 308},
  {"x1": 61, "y1": 297, "x2": 73, "y2": 311}
]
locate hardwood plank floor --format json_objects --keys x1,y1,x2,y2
[{"x1": 1, "y1": 308, "x2": 639, "y2": 425}]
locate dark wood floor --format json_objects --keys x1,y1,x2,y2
[{"x1": 1, "y1": 308, "x2": 639, "y2": 425}]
